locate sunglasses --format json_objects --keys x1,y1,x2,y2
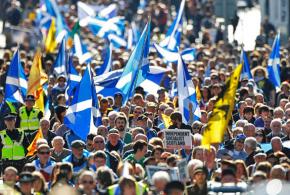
[
  {"x1": 82, "y1": 180, "x2": 94, "y2": 184},
  {"x1": 38, "y1": 151, "x2": 50, "y2": 155}
]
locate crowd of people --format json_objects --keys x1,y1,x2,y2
[{"x1": 0, "y1": 0, "x2": 290, "y2": 195}]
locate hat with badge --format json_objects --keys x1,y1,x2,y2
[
  {"x1": 19, "y1": 172, "x2": 34, "y2": 183},
  {"x1": 25, "y1": 95, "x2": 35, "y2": 101},
  {"x1": 4, "y1": 113, "x2": 17, "y2": 120}
]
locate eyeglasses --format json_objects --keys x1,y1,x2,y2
[
  {"x1": 94, "y1": 141, "x2": 104, "y2": 144},
  {"x1": 82, "y1": 180, "x2": 94, "y2": 184},
  {"x1": 38, "y1": 151, "x2": 50, "y2": 155}
]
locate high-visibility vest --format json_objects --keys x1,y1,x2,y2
[
  {"x1": 19, "y1": 106, "x2": 40, "y2": 131},
  {"x1": 6, "y1": 101, "x2": 16, "y2": 114},
  {"x1": 0, "y1": 130, "x2": 25, "y2": 160},
  {"x1": 108, "y1": 182, "x2": 147, "y2": 195}
]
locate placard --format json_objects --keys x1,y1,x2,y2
[
  {"x1": 177, "y1": 159, "x2": 189, "y2": 181},
  {"x1": 146, "y1": 165, "x2": 179, "y2": 185},
  {"x1": 164, "y1": 129, "x2": 192, "y2": 149}
]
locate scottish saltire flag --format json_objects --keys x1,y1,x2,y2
[
  {"x1": 115, "y1": 21, "x2": 150, "y2": 104},
  {"x1": 153, "y1": 43, "x2": 196, "y2": 62},
  {"x1": 72, "y1": 34, "x2": 92, "y2": 64},
  {"x1": 96, "y1": 42, "x2": 113, "y2": 75},
  {"x1": 127, "y1": 22, "x2": 140, "y2": 50},
  {"x1": 159, "y1": 0, "x2": 185, "y2": 51},
  {"x1": 66, "y1": 54, "x2": 81, "y2": 101},
  {"x1": 267, "y1": 33, "x2": 281, "y2": 91},
  {"x1": 169, "y1": 81, "x2": 178, "y2": 98},
  {"x1": 53, "y1": 37, "x2": 67, "y2": 76},
  {"x1": 95, "y1": 66, "x2": 168, "y2": 97},
  {"x1": 64, "y1": 65, "x2": 101, "y2": 140},
  {"x1": 108, "y1": 33, "x2": 127, "y2": 48},
  {"x1": 77, "y1": 1, "x2": 96, "y2": 20},
  {"x1": 181, "y1": 48, "x2": 196, "y2": 61},
  {"x1": 240, "y1": 49, "x2": 253, "y2": 80},
  {"x1": 83, "y1": 16, "x2": 125, "y2": 38},
  {"x1": 5, "y1": 49, "x2": 27, "y2": 103},
  {"x1": 177, "y1": 55, "x2": 200, "y2": 124},
  {"x1": 99, "y1": 4, "x2": 117, "y2": 19}
]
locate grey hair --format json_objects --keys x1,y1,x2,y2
[
  {"x1": 244, "y1": 137, "x2": 257, "y2": 150},
  {"x1": 152, "y1": 171, "x2": 170, "y2": 184},
  {"x1": 51, "y1": 136, "x2": 65, "y2": 146}
]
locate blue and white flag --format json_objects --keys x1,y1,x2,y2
[
  {"x1": 181, "y1": 48, "x2": 196, "y2": 61},
  {"x1": 127, "y1": 22, "x2": 140, "y2": 50},
  {"x1": 153, "y1": 43, "x2": 195, "y2": 62},
  {"x1": 169, "y1": 80, "x2": 178, "y2": 98},
  {"x1": 99, "y1": 4, "x2": 117, "y2": 19},
  {"x1": 115, "y1": 21, "x2": 150, "y2": 104},
  {"x1": 95, "y1": 66, "x2": 168, "y2": 97},
  {"x1": 177, "y1": 55, "x2": 200, "y2": 124},
  {"x1": 96, "y1": 42, "x2": 113, "y2": 76},
  {"x1": 53, "y1": 37, "x2": 67, "y2": 76},
  {"x1": 77, "y1": 1, "x2": 96, "y2": 20},
  {"x1": 240, "y1": 49, "x2": 253, "y2": 80},
  {"x1": 108, "y1": 33, "x2": 127, "y2": 48},
  {"x1": 267, "y1": 33, "x2": 281, "y2": 91},
  {"x1": 66, "y1": 53, "x2": 81, "y2": 102},
  {"x1": 64, "y1": 65, "x2": 101, "y2": 141},
  {"x1": 159, "y1": 0, "x2": 185, "y2": 52},
  {"x1": 83, "y1": 16, "x2": 125, "y2": 38},
  {"x1": 5, "y1": 49, "x2": 27, "y2": 103},
  {"x1": 72, "y1": 34, "x2": 92, "y2": 64}
]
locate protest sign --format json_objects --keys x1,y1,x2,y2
[
  {"x1": 177, "y1": 159, "x2": 189, "y2": 181},
  {"x1": 146, "y1": 165, "x2": 179, "y2": 185},
  {"x1": 164, "y1": 129, "x2": 192, "y2": 149}
]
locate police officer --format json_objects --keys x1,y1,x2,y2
[
  {"x1": 0, "y1": 113, "x2": 30, "y2": 173},
  {"x1": 0, "y1": 87, "x2": 17, "y2": 130},
  {"x1": 18, "y1": 95, "x2": 43, "y2": 138}
]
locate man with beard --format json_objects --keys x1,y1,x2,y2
[{"x1": 114, "y1": 115, "x2": 128, "y2": 140}]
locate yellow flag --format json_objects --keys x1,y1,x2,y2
[
  {"x1": 162, "y1": 114, "x2": 172, "y2": 128},
  {"x1": 201, "y1": 64, "x2": 242, "y2": 149},
  {"x1": 28, "y1": 51, "x2": 48, "y2": 113},
  {"x1": 26, "y1": 128, "x2": 43, "y2": 157},
  {"x1": 45, "y1": 18, "x2": 57, "y2": 53}
]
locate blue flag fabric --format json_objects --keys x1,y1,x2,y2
[
  {"x1": 53, "y1": 37, "x2": 67, "y2": 77},
  {"x1": 115, "y1": 21, "x2": 151, "y2": 105},
  {"x1": 267, "y1": 33, "x2": 281, "y2": 91},
  {"x1": 95, "y1": 66, "x2": 168, "y2": 97},
  {"x1": 5, "y1": 49, "x2": 27, "y2": 103},
  {"x1": 64, "y1": 65, "x2": 101, "y2": 141},
  {"x1": 95, "y1": 42, "x2": 113, "y2": 76},
  {"x1": 240, "y1": 49, "x2": 253, "y2": 80},
  {"x1": 45, "y1": 0, "x2": 68, "y2": 36},
  {"x1": 158, "y1": 0, "x2": 185, "y2": 52},
  {"x1": 177, "y1": 55, "x2": 200, "y2": 124},
  {"x1": 72, "y1": 34, "x2": 92, "y2": 64},
  {"x1": 65, "y1": 53, "x2": 81, "y2": 102}
]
